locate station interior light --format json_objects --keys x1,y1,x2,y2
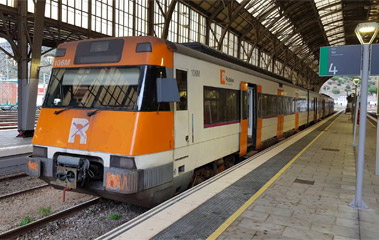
[
  {"x1": 352, "y1": 77, "x2": 360, "y2": 86},
  {"x1": 355, "y1": 22, "x2": 379, "y2": 44}
]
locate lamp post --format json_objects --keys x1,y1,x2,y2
[
  {"x1": 376, "y1": 75, "x2": 379, "y2": 175},
  {"x1": 352, "y1": 77, "x2": 360, "y2": 146},
  {"x1": 350, "y1": 22, "x2": 379, "y2": 209}
]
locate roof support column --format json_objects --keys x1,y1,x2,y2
[
  {"x1": 88, "y1": 0, "x2": 92, "y2": 35},
  {"x1": 237, "y1": 36, "x2": 241, "y2": 59},
  {"x1": 257, "y1": 48, "x2": 261, "y2": 69},
  {"x1": 16, "y1": 0, "x2": 28, "y2": 136},
  {"x1": 147, "y1": 0, "x2": 154, "y2": 36},
  {"x1": 132, "y1": 0, "x2": 136, "y2": 36},
  {"x1": 271, "y1": 41, "x2": 276, "y2": 73},
  {"x1": 205, "y1": 18, "x2": 210, "y2": 45},
  {"x1": 112, "y1": 0, "x2": 116, "y2": 36},
  {"x1": 161, "y1": 0, "x2": 177, "y2": 39},
  {"x1": 19, "y1": 0, "x2": 46, "y2": 137}
]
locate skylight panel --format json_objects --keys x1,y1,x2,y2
[{"x1": 314, "y1": 0, "x2": 345, "y2": 45}]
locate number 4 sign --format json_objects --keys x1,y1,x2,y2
[
  {"x1": 319, "y1": 45, "x2": 361, "y2": 76},
  {"x1": 329, "y1": 63, "x2": 338, "y2": 75}
]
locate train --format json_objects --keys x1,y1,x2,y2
[{"x1": 26, "y1": 36, "x2": 334, "y2": 207}]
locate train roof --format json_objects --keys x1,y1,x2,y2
[{"x1": 175, "y1": 42, "x2": 317, "y2": 94}]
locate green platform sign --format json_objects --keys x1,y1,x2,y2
[{"x1": 319, "y1": 45, "x2": 362, "y2": 76}]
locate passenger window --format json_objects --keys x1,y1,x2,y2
[
  {"x1": 257, "y1": 93, "x2": 262, "y2": 118},
  {"x1": 176, "y1": 69, "x2": 187, "y2": 110}
]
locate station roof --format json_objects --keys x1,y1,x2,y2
[
  {"x1": 188, "y1": 0, "x2": 379, "y2": 88},
  {"x1": 0, "y1": 0, "x2": 378, "y2": 90}
]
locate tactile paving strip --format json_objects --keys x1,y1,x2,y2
[{"x1": 152, "y1": 115, "x2": 339, "y2": 240}]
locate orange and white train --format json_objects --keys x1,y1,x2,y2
[{"x1": 27, "y1": 36, "x2": 334, "y2": 207}]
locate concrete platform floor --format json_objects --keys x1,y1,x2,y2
[
  {"x1": 218, "y1": 113, "x2": 379, "y2": 240},
  {"x1": 0, "y1": 129, "x2": 32, "y2": 157},
  {"x1": 0, "y1": 129, "x2": 32, "y2": 175}
]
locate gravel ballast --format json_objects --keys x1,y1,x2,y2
[
  {"x1": 0, "y1": 176, "x2": 46, "y2": 195},
  {"x1": 16, "y1": 199, "x2": 147, "y2": 239},
  {"x1": 0, "y1": 186, "x2": 94, "y2": 232}
]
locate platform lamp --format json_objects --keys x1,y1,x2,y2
[
  {"x1": 352, "y1": 77, "x2": 360, "y2": 146},
  {"x1": 350, "y1": 22, "x2": 379, "y2": 209}
]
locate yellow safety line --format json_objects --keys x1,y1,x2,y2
[{"x1": 207, "y1": 115, "x2": 340, "y2": 240}]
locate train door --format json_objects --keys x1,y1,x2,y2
[
  {"x1": 239, "y1": 82, "x2": 248, "y2": 157},
  {"x1": 173, "y1": 69, "x2": 189, "y2": 162},
  {"x1": 240, "y1": 82, "x2": 257, "y2": 156},
  {"x1": 248, "y1": 85, "x2": 257, "y2": 146},
  {"x1": 314, "y1": 97, "x2": 317, "y2": 122},
  {"x1": 307, "y1": 91, "x2": 310, "y2": 125}
]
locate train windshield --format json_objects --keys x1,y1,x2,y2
[{"x1": 44, "y1": 66, "x2": 169, "y2": 111}]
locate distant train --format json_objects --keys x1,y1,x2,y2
[{"x1": 26, "y1": 36, "x2": 334, "y2": 207}]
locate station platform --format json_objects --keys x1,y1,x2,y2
[
  {"x1": 0, "y1": 129, "x2": 32, "y2": 175},
  {"x1": 0, "y1": 129, "x2": 32, "y2": 157},
  {"x1": 98, "y1": 112, "x2": 379, "y2": 240}
]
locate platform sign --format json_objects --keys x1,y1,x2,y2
[
  {"x1": 319, "y1": 45, "x2": 362, "y2": 76},
  {"x1": 371, "y1": 44, "x2": 379, "y2": 75}
]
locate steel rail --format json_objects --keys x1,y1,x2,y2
[
  {"x1": 0, "y1": 197, "x2": 100, "y2": 239},
  {"x1": 0, "y1": 184, "x2": 49, "y2": 200},
  {"x1": 0, "y1": 172, "x2": 27, "y2": 181}
]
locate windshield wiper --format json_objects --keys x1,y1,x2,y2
[
  {"x1": 87, "y1": 109, "x2": 100, "y2": 117},
  {"x1": 54, "y1": 107, "x2": 73, "y2": 115}
]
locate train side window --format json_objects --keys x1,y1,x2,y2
[
  {"x1": 279, "y1": 96, "x2": 283, "y2": 115},
  {"x1": 284, "y1": 97, "x2": 287, "y2": 115},
  {"x1": 262, "y1": 95, "x2": 268, "y2": 117},
  {"x1": 257, "y1": 93, "x2": 262, "y2": 118},
  {"x1": 241, "y1": 91, "x2": 248, "y2": 120},
  {"x1": 270, "y1": 95, "x2": 277, "y2": 116},
  {"x1": 203, "y1": 86, "x2": 239, "y2": 126},
  {"x1": 176, "y1": 69, "x2": 187, "y2": 110},
  {"x1": 297, "y1": 99, "x2": 301, "y2": 112}
]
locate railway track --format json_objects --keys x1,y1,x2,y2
[
  {"x1": 0, "y1": 172, "x2": 27, "y2": 182},
  {"x1": 0, "y1": 111, "x2": 39, "y2": 130},
  {"x1": 0, "y1": 197, "x2": 100, "y2": 239},
  {"x1": 0, "y1": 184, "x2": 49, "y2": 200},
  {"x1": 0, "y1": 173, "x2": 49, "y2": 200}
]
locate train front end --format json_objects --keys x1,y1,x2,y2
[{"x1": 26, "y1": 37, "x2": 179, "y2": 207}]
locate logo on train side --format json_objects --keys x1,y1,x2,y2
[
  {"x1": 220, "y1": 70, "x2": 226, "y2": 85},
  {"x1": 220, "y1": 69, "x2": 235, "y2": 86},
  {"x1": 68, "y1": 118, "x2": 89, "y2": 144}
]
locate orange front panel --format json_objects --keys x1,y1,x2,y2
[
  {"x1": 277, "y1": 115, "x2": 284, "y2": 139},
  {"x1": 33, "y1": 108, "x2": 174, "y2": 156},
  {"x1": 53, "y1": 36, "x2": 174, "y2": 69},
  {"x1": 256, "y1": 118, "x2": 262, "y2": 149},
  {"x1": 257, "y1": 85, "x2": 262, "y2": 93},
  {"x1": 239, "y1": 119, "x2": 248, "y2": 157},
  {"x1": 295, "y1": 112, "x2": 299, "y2": 131},
  {"x1": 240, "y1": 82, "x2": 248, "y2": 91}
]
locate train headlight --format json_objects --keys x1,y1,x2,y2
[
  {"x1": 66, "y1": 171, "x2": 76, "y2": 182},
  {"x1": 56, "y1": 170, "x2": 66, "y2": 181},
  {"x1": 33, "y1": 146, "x2": 47, "y2": 158},
  {"x1": 110, "y1": 156, "x2": 136, "y2": 169}
]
